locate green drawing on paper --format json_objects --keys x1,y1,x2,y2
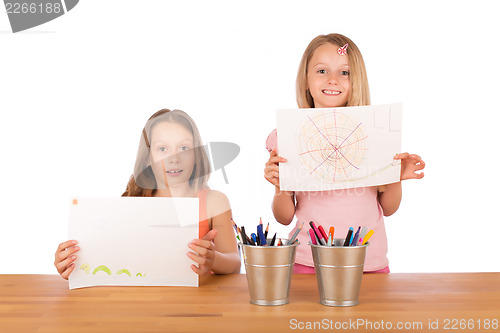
[
  {"x1": 80, "y1": 264, "x2": 146, "y2": 277},
  {"x1": 116, "y1": 269, "x2": 131, "y2": 277},
  {"x1": 92, "y1": 265, "x2": 112, "y2": 275},
  {"x1": 79, "y1": 263, "x2": 90, "y2": 274}
]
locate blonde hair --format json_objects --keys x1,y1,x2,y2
[
  {"x1": 296, "y1": 33, "x2": 371, "y2": 108},
  {"x1": 122, "y1": 109, "x2": 211, "y2": 197}
]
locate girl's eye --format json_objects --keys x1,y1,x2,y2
[
  {"x1": 340, "y1": 70, "x2": 350, "y2": 76},
  {"x1": 317, "y1": 69, "x2": 327, "y2": 74},
  {"x1": 157, "y1": 147, "x2": 167, "y2": 152},
  {"x1": 180, "y1": 146, "x2": 190, "y2": 151}
]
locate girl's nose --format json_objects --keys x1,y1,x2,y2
[
  {"x1": 167, "y1": 151, "x2": 180, "y2": 163},
  {"x1": 327, "y1": 74, "x2": 338, "y2": 84}
]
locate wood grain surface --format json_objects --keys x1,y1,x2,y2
[{"x1": 1, "y1": 273, "x2": 499, "y2": 332}]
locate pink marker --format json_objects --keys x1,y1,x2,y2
[{"x1": 309, "y1": 229, "x2": 317, "y2": 245}]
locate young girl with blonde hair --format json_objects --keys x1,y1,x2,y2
[
  {"x1": 55, "y1": 109, "x2": 240, "y2": 279},
  {"x1": 264, "y1": 33, "x2": 425, "y2": 273}
]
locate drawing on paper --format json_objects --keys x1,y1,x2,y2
[
  {"x1": 79, "y1": 264, "x2": 146, "y2": 277},
  {"x1": 297, "y1": 110, "x2": 368, "y2": 183}
]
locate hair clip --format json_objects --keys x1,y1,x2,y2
[{"x1": 338, "y1": 43, "x2": 348, "y2": 55}]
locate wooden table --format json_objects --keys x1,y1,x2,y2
[{"x1": 1, "y1": 273, "x2": 499, "y2": 333}]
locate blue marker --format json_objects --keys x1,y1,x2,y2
[
  {"x1": 351, "y1": 226, "x2": 361, "y2": 246},
  {"x1": 348, "y1": 227, "x2": 354, "y2": 245},
  {"x1": 251, "y1": 233, "x2": 258, "y2": 246},
  {"x1": 257, "y1": 224, "x2": 267, "y2": 246}
]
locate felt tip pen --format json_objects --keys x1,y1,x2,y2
[
  {"x1": 308, "y1": 229, "x2": 317, "y2": 245},
  {"x1": 257, "y1": 224, "x2": 267, "y2": 246},
  {"x1": 360, "y1": 226, "x2": 368, "y2": 239},
  {"x1": 351, "y1": 226, "x2": 361, "y2": 246},
  {"x1": 318, "y1": 225, "x2": 328, "y2": 241},
  {"x1": 309, "y1": 221, "x2": 326, "y2": 246},
  {"x1": 343, "y1": 228, "x2": 353, "y2": 246},
  {"x1": 327, "y1": 233, "x2": 332, "y2": 246},
  {"x1": 362, "y1": 230, "x2": 374, "y2": 245},
  {"x1": 240, "y1": 226, "x2": 249, "y2": 245},
  {"x1": 349, "y1": 227, "x2": 354, "y2": 245},
  {"x1": 251, "y1": 233, "x2": 258, "y2": 246}
]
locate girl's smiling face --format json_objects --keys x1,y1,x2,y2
[
  {"x1": 307, "y1": 43, "x2": 350, "y2": 108},
  {"x1": 149, "y1": 121, "x2": 195, "y2": 189}
]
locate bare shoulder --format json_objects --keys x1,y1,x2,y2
[{"x1": 206, "y1": 189, "x2": 231, "y2": 219}]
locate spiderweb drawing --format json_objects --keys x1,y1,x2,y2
[{"x1": 297, "y1": 110, "x2": 368, "y2": 183}]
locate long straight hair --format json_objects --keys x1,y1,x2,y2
[
  {"x1": 296, "y1": 33, "x2": 371, "y2": 108},
  {"x1": 122, "y1": 109, "x2": 211, "y2": 197}
]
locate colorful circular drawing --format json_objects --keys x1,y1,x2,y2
[{"x1": 297, "y1": 110, "x2": 368, "y2": 183}]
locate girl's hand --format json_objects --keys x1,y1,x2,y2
[
  {"x1": 395, "y1": 153, "x2": 425, "y2": 180},
  {"x1": 187, "y1": 229, "x2": 218, "y2": 275},
  {"x1": 264, "y1": 148, "x2": 287, "y2": 187},
  {"x1": 54, "y1": 240, "x2": 79, "y2": 280}
]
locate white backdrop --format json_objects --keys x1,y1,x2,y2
[{"x1": 1, "y1": 0, "x2": 499, "y2": 274}]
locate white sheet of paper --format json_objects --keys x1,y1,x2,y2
[
  {"x1": 68, "y1": 197, "x2": 199, "y2": 289},
  {"x1": 277, "y1": 103, "x2": 402, "y2": 191}
]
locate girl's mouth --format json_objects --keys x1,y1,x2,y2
[
  {"x1": 166, "y1": 169, "x2": 183, "y2": 177},
  {"x1": 322, "y1": 89, "x2": 341, "y2": 95}
]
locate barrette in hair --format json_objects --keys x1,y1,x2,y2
[{"x1": 338, "y1": 43, "x2": 348, "y2": 55}]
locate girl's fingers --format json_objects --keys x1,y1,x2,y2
[
  {"x1": 55, "y1": 240, "x2": 77, "y2": 256},
  {"x1": 190, "y1": 264, "x2": 209, "y2": 276},
  {"x1": 394, "y1": 152, "x2": 410, "y2": 160},
  {"x1": 188, "y1": 243, "x2": 210, "y2": 256},
  {"x1": 61, "y1": 263, "x2": 76, "y2": 280},
  {"x1": 57, "y1": 245, "x2": 80, "y2": 262},
  {"x1": 187, "y1": 251, "x2": 209, "y2": 266},
  {"x1": 55, "y1": 255, "x2": 77, "y2": 273}
]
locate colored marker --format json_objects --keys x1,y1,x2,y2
[
  {"x1": 358, "y1": 238, "x2": 363, "y2": 246},
  {"x1": 362, "y1": 230, "x2": 374, "y2": 245},
  {"x1": 360, "y1": 226, "x2": 368, "y2": 239},
  {"x1": 318, "y1": 225, "x2": 328, "y2": 241},
  {"x1": 240, "y1": 226, "x2": 249, "y2": 245},
  {"x1": 251, "y1": 233, "x2": 258, "y2": 246},
  {"x1": 309, "y1": 221, "x2": 326, "y2": 246},
  {"x1": 257, "y1": 224, "x2": 267, "y2": 246},
  {"x1": 308, "y1": 229, "x2": 317, "y2": 245},
  {"x1": 288, "y1": 221, "x2": 304, "y2": 245},
  {"x1": 327, "y1": 233, "x2": 332, "y2": 246},
  {"x1": 277, "y1": 238, "x2": 282, "y2": 246},
  {"x1": 270, "y1": 232, "x2": 277, "y2": 246},
  {"x1": 351, "y1": 226, "x2": 361, "y2": 246},
  {"x1": 329, "y1": 226, "x2": 335, "y2": 246},
  {"x1": 343, "y1": 228, "x2": 353, "y2": 246},
  {"x1": 349, "y1": 227, "x2": 354, "y2": 245}
]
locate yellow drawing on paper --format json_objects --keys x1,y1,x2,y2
[
  {"x1": 92, "y1": 265, "x2": 112, "y2": 275},
  {"x1": 116, "y1": 269, "x2": 131, "y2": 277},
  {"x1": 79, "y1": 263, "x2": 90, "y2": 274},
  {"x1": 79, "y1": 264, "x2": 146, "y2": 277}
]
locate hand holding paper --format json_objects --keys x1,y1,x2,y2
[
  {"x1": 264, "y1": 148, "x2": 287, "y2": 187},
  {"x1": 188, "y1": 229, "x2": 217, "y2": 275},
  {"x1": 395, "y1": 153, "x2": 425, "y2": 180}
]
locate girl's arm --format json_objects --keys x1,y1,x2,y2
[
  {"x1": 265, "y1": 149, "x2": 296, "y2": 225},
  {"x1": 378, "y1": 153, "x2": 425, "y2": 216},
  {"x1": 188, "y1": 190, "x2": 240, "y2": 275},
  {"x1": 378, "y1": 182, "x2": 402, "y2": 217}
]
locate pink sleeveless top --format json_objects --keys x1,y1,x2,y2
[{"x1": 266, "y1": 129, "x2": 389, "y2": 271}]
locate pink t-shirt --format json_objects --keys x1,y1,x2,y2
[{"x1": 266, "y1": 129, "x2": 389, "y2": 272}]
